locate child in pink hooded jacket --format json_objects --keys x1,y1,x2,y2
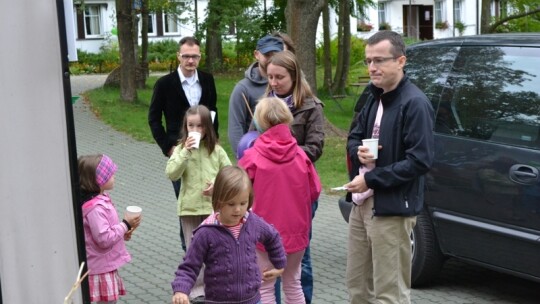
[
  {"x1": 238, "y1": 97, "x2": 321, "y2": 304},
  {"x1": 78, "y1": 154, "x2": 142, "y2": 304}
]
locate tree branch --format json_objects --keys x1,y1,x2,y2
[{"x1": 488, "y1": 6, "x2": 540, "y2": 32}]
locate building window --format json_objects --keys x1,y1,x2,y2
[
  {"x1": 454, "y1": 0, "x2": 463, "y2": 22},
  {"x1": 378, "y1": 3, "x2": 387, "y2": 25},
  {"x1": 164, "y1": 13, "x2": 179, "y2": 34},
  {"x1": 435, "y1": 1, "x2": 443, "y2": 23},
  {"x1": 139, "y1": 13, "x2": 156, "y2": 36},
  {"x1": 84, "y1": 5, "x2": 103, "y2": 37}
]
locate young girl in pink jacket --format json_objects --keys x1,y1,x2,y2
[
  {"x1": 78, "y1": 154, "x2": 142, "y2": 304},
  {"x1": 238, "y1": 97, "x2": 321, "y2": 303}
]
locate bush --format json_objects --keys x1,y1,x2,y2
[
  {"x1": 69, "y1": 48, "x2": 120, "y2": 74},
  {"x1": 316, "y1": 36, "x2": 367, "y2": 66},
  {"x1": 454, "y1": 21, "x2": 466, "y2": 35},
  {"x1": 357, "y1": 22, "x2": 373, "y2": 32},
  {"x1": 379, "y1": 22, "x2": 392, "y2": 31},
  {"x1": 435, "y1": 21, "x2": 449, "y2": 30}
]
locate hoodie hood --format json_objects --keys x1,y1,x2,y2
[
  {"x1": 254, "y1": 124, "x2": 298, "y2": 163},
  {"x1": 244, "y1": 62, "x2": 268, "y2": 86}
]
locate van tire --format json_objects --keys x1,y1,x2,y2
[{"x1": 411, "y1": 210, "x2": 446, "y2": 287}]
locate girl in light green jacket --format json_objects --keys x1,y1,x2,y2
[{"x1": 165, "y1": 105, "x2": 231, "y2": 301}]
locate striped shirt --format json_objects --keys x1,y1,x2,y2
[{"x1": 202, "y1": 212, "x2": 248, "y2": 239}]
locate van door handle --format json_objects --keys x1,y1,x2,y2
[{"x1": 509, "y1": 165, "x2": 539, "y2": 185}]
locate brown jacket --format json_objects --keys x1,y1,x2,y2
[{"x1": 291, "y1": 97, "x2": 325, "y2": 163}]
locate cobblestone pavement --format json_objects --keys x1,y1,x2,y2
[{"x1": 71, "y1": 75, "x2": 540, "y2": 304}]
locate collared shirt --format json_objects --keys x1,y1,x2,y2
[{"x1": 178, "y1": 67, "x2": 202, "y2": 107}]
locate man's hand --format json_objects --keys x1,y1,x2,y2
[
  {"x1": 345, "y1": 174, "x2": 369, "y2": 193},
  {"x1": 357, "y1": 145, "x2": 377, "y2": 165}
]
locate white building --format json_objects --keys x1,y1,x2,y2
[
  {"x1": 354, "y1": 0, "x2": 482, "y2": 40},
  {"x1": 73, "y1": 0, "x2": 495, "y2": 54},
  {"x1": 73, "y1": 0, "x2": 205, "y2": 53}
]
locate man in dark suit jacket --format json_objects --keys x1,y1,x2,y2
[
  {"x1": 148, "y1": 37, "x2": 218, "y2": 255},
  {"x1": 148, "y1": 36, "x2": 218, "y2": 159}
]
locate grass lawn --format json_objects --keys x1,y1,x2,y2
[{"x1": 84, "y1": 73, "x2": 363, "y2": 193}]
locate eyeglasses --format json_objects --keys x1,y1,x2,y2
[
  {"x1": 180, "y1": 54, "x2": 201, "y2": 60},
  {"x1": 363, "y1": 57, "x2": 398, "y2": 66}
]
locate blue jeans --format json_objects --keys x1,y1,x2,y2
[
  {"x1": 275, "y1": 200, "x2": 318, "y2": 304},
  {"x1": 172, "y1": 180, "x2": 186, "y2": 252}
]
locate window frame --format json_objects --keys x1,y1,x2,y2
[
  {"x1": 454, "y1": 0, "x2": 463, "y2": 23},
  {"x1": 83, "y1": 4, "x2": 103, "y2": 38},
  {"x1": 378, "y1": 2, "x2": 387, "y2": 25},
  {"x1": 434, "y1": 0, "x2": 445, "y2": 23},
  {"x1": 163, "y1": 12, "x2": 180, "y2": 35},
  {"x1": 139, "y1": 13, "x2": 157, "y2": 36}
]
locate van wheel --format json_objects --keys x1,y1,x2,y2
[{"x1": 411, "y1": 210, "x2": 446, "y2": 287}]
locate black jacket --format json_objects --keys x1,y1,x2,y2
[
  {"x1": 347, "y1": 75, "x2": 435, "y2": 216},
  {"x1": 148, "y1": 69, "x2": 218, "y2": 156}
]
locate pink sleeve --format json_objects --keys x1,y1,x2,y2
[
  {"x1": 86, "y1": 206, "x2": 127, "y2": 249},
  {"x1": 307, "y1": 160, "x2": 322, "y2": 202}
]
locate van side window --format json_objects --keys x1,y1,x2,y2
[
  {"x1": 449, "y1": 46, "x2": 540, "y2": 149},
  {"x1": 406, "y1": 46, "x2": 459, "y2": 113}
]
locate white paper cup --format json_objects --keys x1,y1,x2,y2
[
  {"x1": 361, "y1": 138, "x2": 379, "y2": 159},
  {"x1": 126, "y1": 205, "x2": 142, "y2": 216},
  {"x1": 188, "y1": 131, "x2": 202, "y2": 149}
]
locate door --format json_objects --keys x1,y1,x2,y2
[
  {"x1": 403, "y1": 5, "x2": 433, "y2": 40},
  {"x1": 419, "y1": 6, "x2": 433, "y2": 40}
]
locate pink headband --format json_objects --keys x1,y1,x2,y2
[{"x1": 95, "y1": 155, "x2": 117, "y2": 186}]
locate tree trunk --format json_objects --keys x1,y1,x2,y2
[
  {"x1": 332, "y1": 0, "x2": 351, "y2": 95},
  {"x1": 139, "y1": 0, "x2": 149, "y2": 88},
  {"x1": 480, "y1": 0, "x2": 491, "y2": 34},
  {"x1": 322, "y1": 0, "x2": 332, "y2": 91},
  {"x1": 205, "y1": 0, "x2": 224, "y2": 72},
  {"x1": 116, "y1": 0, "x2": 138, "y2": 102},
  {"x1": 286, "y1": 0, "x2": 326, "y2": 94}
]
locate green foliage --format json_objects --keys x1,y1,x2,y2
[
  {"x1": 220, "y1": 41, "x2": 253, "y2": 71},
  {"x1": 147, "y1": 40, "x2": 178, "y2": 63},
  {"x1": 316, "y1": 36, "x2": 367, "y2": 66},
  {"x1": 454, "y1": 21, "x2": 466, "y2": 35},
  {"x1": 378, "y1": 22, "x2": 392, "y2": 30},
  {"x1": 493, "y1": 14, "x2": 540, "y2": 33},
  {"x1": 435, "y1": 21, "x2": 449, "y2": 30},
  {"x1": 70, "y1": 46, "x2": 120, "y2": 74},
  {"x1": 357, "y1": 22, "x2": 373, "y2": 32}
]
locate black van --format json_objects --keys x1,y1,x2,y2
[{"x1": 339, "y1": 33, "x2": 540, "y2": 286}]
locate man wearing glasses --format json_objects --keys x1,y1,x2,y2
[
  {"x1": 344, "y1": 31, "x2": 434, "y2": 304},
  {"x1": 148, "y1": 37, "x2": 217, "y2": 254}
]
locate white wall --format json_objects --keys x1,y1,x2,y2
[
  {"x1": 354, "y1": 0, "x2": 481, "y2": 40},
  {"x1": 0, "y1": 0, "x2": 83, "y2": 303}
]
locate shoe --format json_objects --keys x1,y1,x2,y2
[{"x1": 190, "y1": 296, "x2": 205, "y2": 303}]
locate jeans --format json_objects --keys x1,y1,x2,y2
[
  {"x1": 275, "y1": 200, "x2": 318, "y2": 304},
  {"x1": 172, "y1": 180, "x2": 186, "y2": 252}
]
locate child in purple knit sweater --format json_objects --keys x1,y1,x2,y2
[{"x1": 171, "y1": 166, "x2": 286, "y2": 304}]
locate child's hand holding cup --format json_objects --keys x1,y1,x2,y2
[{"x1": 124, "y1": 206, "x2": 142, "y2": 231}]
